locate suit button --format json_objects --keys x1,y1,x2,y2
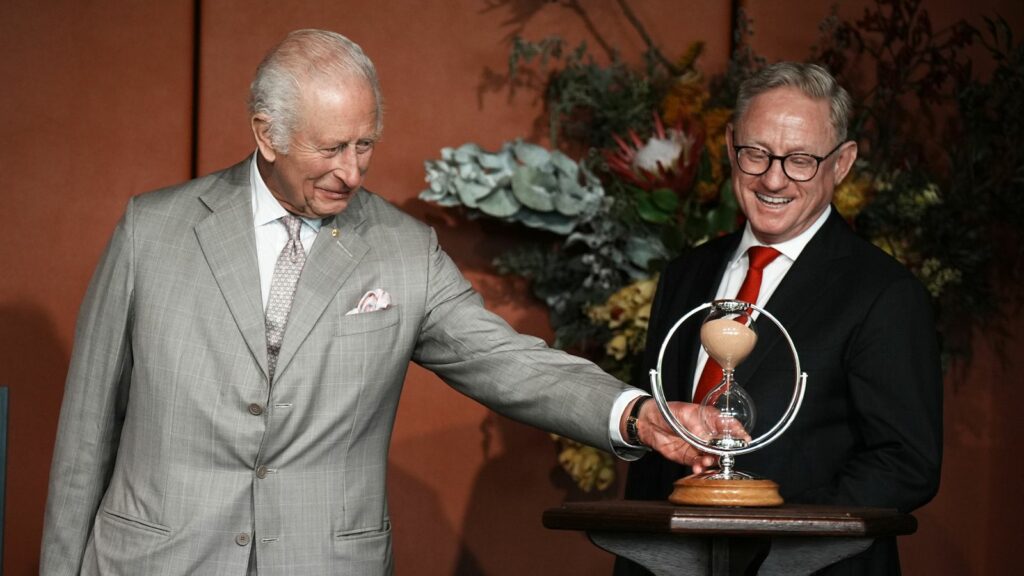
[
  {"x1": 255, "y1": 465, "x2": 268, "y2": 479},
  {"x1": 235, "y1": 532, "x2": 251, "y2": 546},
  {"x1": 247, "y1": 403, "x2": 264, "y2": 416}
]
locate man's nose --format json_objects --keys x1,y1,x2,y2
[
  {"x1": 760, "y1": 158, "x2": 790, "y2": 190},
  {"x1": 331, "y1": 148, "x2": 362, "y2": 187}
]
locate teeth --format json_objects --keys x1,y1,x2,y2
[{"x1": 755, "y1": 192, "x2": 792, "y2": 205}]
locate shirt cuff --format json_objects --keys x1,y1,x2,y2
[{"x1": 608, "y1": 388, "x2": 651, "y2": 461}]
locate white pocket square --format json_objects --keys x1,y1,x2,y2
[{"x1": 346, "y1": 289, "x2": 392, "y2": 315}]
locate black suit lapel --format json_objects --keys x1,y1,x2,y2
[{"x1": 736, "y1": 209, "x2": 855, "y2": 389}]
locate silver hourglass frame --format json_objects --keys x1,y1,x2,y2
[{"x1": 648, "y1": 300, "x2": 808, "y2": 502}]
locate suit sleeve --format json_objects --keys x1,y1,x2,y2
[
  {"x1": 41, "y1": 199, "x2": 136, "y2": 575},
  {"x1": 411, "y1": 229, "x2": 629, "y2": 453},
  {"x1": 799, "y1": 275, "x2": 943, "y2": 512}
]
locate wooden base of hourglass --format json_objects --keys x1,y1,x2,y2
[{"x1": 670, "y1": 476, "x2": 783, "y2": 507}]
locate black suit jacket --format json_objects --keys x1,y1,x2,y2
[{"x1": 617, "y1": 209, "x2": 943, "y2": 575}]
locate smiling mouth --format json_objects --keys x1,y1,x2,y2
[{"x1": 755, "y1": 192, "x2": 793, "y2": 206}]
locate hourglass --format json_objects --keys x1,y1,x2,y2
[{"x1": 649, "y1": 300, "x2": 807, "y2": 507}]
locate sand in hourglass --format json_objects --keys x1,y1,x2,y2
[{"x1": 701, "y1": 317, "x2": 757, "y2": 369}]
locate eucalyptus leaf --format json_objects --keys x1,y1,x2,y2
[
  {"x1": 513, "y1": 140, "x2": 551, "y2": 167},
  {"x1": 476, "y1": 187, "x2": 521, "y2": 218},
  {"x1": 550, "y1": 151, "x2": 579, "y2": 178},
  {"x1": 452, "y1": 143, "x2": 482, "y2": 163},
  {"x1": 625, "y1": 236, "x2": 667, "y2": 269},
  {"x1": 456, "y1": 181, "x2": 493, "y2": 208},
  {"x1": 516, "y1": 210, "x2": 577, "y2": 234},
  {"x1": 511, "y1": 167, "x2": 555, "y2": 212},
  {"x1": 554, "y1": 179, "x2": 587, "y2": 216},
  {"x1": 479, "y1": 149, "x2": 515, "y2": 171}
]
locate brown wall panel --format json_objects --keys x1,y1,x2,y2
[{"x1": 0, "y1": 0, "x2": 195, "y2": 573}]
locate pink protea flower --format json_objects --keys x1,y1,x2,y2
[{"x1": 606, "y1": 114, "x2": 703, "y2": 193}]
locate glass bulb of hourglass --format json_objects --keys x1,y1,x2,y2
[
  {"x1": 699, "y1": 308, "x2": 759, "y2": 449},
  {"x1": 699, "y1": 379, "x2": 756, "y2": 449}
]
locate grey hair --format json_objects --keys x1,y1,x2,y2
[
  {"x1": 248, "y1": 29, "x2": 384, "y2": 152},
  {"x1": 734, "y1": 62, "x2": 852, "y2": 143}
]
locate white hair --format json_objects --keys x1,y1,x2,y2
[{"x1": 248, "y1": 29, "x2": 384, "y2": 152}]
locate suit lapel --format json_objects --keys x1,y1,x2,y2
[
  {"x1": 272, "y1": 191, "x2": 370, "y2": 380},
  {"x1": 194, "y1": 159, "x2": 271, "y2": 381},
  {"x1": 737, "y1": 209, "x2": 852, "y2": 384}
]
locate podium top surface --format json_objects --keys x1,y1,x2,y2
[{"x1": 543, "y1": 501, "x2": 917, "y2": 538}]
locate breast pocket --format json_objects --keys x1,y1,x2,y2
[{"x1": 336, "y1": 306, "x2": 400, "y2": 337}]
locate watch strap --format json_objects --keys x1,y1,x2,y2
[{"x1": 626, "y1": 396, "x2": 652, "y2": 448}]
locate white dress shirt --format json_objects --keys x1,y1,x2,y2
[{"x1": 689, "y1": 206, "x2": 832, "y2": 396}]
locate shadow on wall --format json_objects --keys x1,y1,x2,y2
[
  {"x1": 388, "y1": 460, "x2": 466, "y2": 573},
  {"x1": 454, "y1": 412, "x2": 618, "y2": 576},
  {"x1": 0, "y1": 302, "x2": 69, "y2": 574}
]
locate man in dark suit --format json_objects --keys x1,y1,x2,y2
[{"x1": 616, "y1": 62, "x2": 943, "y2": 575}]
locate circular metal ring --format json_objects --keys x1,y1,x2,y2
[{"x1": 648, "y1": 300, "x2": 807, "y2": 457}]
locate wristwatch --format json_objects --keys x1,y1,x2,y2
[{"x1": 626, "y1": 396, "x2": 652, "y2": 448}]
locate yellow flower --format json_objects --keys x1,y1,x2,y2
[
  {"x1": 834, "y1": 170, "x2": 874, "y2": 220},
  {"x1": 661, "y1": 42, "x2": 708, "y2": 126},
  {"x1": 920, "y1": 258, "x2": 962, "y2": 298},
  {"x1": 662, "y1": 73, "x2": 707, "y2": 126},
  {"x1": 606, "y1": 333, "x2": 629, "y2": 361},
  {"x1": 698, "y1": 107, "x2": 733, "y2": 202},
  {"x1": 589, "y1": 276, "x2": 659, "y2": 362},
  {"x1": 552, "y1": 436, "x2": 617, "y2": 492}
]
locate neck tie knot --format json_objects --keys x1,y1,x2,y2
[
  {"x1": 734, "y1": 246, "x2": 781, "y2": 306},
  {"x1": 746, "y1": 245, "x2": 781, "y2": 272},
  {"x1": 281, "y1": 214, "x2": 303, "y2": 263}
]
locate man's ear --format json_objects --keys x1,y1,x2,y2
[
  {"x1": 833, "y1": 140, "x2": 858, "y2": 185},
  {"x1": 251, "y1": 114, "x2": 277, "y2": 163},
  {"x1": 725, "y1": 124, "x2": 737, "y2": 167}
]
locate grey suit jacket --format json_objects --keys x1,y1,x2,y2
[{"x1": 42, "y1": 158, "x2": 629, "y2": 576}]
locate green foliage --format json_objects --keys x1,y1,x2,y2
[
  {"x1": 509, "y1": 37, "x2": 665, "y2": 149},
  {"x1": 817, "y1": 2, "x2": 1024, "y2": 356}
]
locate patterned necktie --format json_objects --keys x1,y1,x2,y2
[
  {"x1": 692, "y1": 246, "x2": 782, "y2": 403},
  {"x1": 265, "y1": 214, "x2": 306, "y2": 381}
]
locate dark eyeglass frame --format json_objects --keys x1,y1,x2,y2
[{"x1": 732, "y1": 141, "x2": 845, "y2": 182}]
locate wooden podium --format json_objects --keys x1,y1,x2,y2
[{"x1": 543, "y1": 501, "x2": 916, "y2": 575}]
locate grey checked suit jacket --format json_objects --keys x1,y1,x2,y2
[{"x1": 42, "y1": 158, "x2": 629, "y2": 576}]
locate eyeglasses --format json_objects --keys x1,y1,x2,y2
[{"x1": 732, "y1": 141, "x2": 844, "y2": 182}]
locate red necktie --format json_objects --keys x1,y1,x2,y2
[{"x1": 692, "y1": 246, "x2": 782, "y2": 403}]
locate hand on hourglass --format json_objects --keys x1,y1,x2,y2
[{"x1": 623, "y1": 398, "x2": 749, "y2": 473}]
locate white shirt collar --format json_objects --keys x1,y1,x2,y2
[
  {"x1": 249, "y1": 152, "x2": 323, "y2": 232},
  {"x1": 730, "y1": 205, "x2": 832, "y2": 267}
]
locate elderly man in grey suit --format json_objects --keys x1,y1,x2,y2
[{"x1": 41, "y1": 29, "x2": 711, "y2": 576}]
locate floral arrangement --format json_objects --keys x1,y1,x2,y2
[{"x1": 421, "y1": 0, "x2": 1023, "y2": 491}]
